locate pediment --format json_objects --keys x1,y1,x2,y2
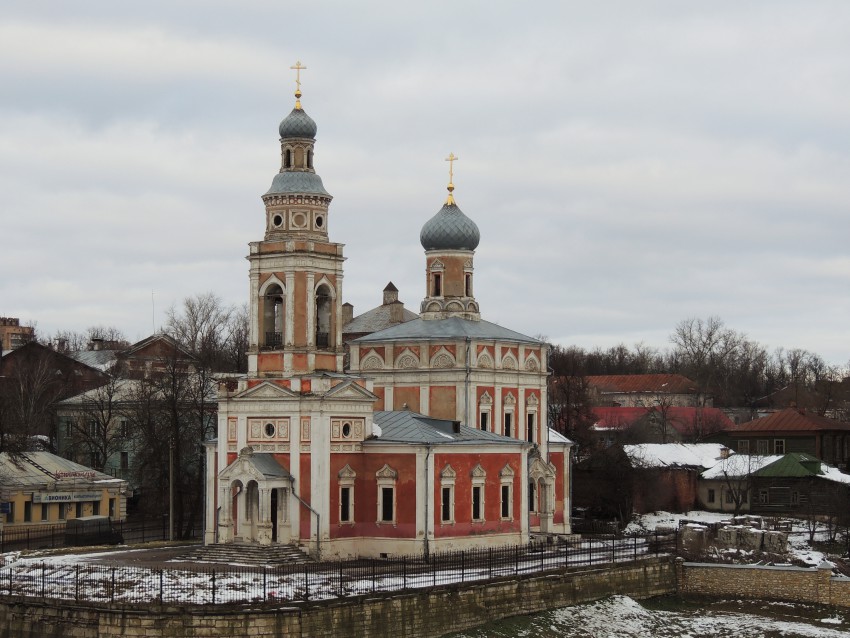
[
  {"x1": 325, "y1": 380, "x2": 378, "y2": 401},
  {"x1": 470, "y1": 463, "x2": 487, "y2": 479},
  {"x1": 529, "y1": 457, "x2": 556, "y2": 480},
  {"x1": 338, "y1": 464, "x2": 357, "y2": 480},
  {"x1": 500, "y1": 463, "x2": 515, "y2": 478},
  {"x1": 234, "y1": 381, "x2": 300, "y2": 400},
  {"x1": 219, "y1": 448, "x2": 265, "y2": 483},
  {"x1": 441, "y1": 464, "x2": 456, "y2": 479}
]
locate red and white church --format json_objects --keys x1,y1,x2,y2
[{"x1": 203, "y1": 72, "x2": 572, "y2": 559}]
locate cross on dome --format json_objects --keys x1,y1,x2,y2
[
  {"x1": 445, "y1": 152, "x2": 458, "y2": 205},
  {"x1": 290, "y1": 60, "x2": 307, "y2": 108}
]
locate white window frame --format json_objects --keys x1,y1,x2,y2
[
  {"x1": 440, "y1": 465, "x2": 456, "y2": 525},
  {"x1": 338, "y1": 464, "x2": 356, "y2": 525},
  {"x1": 774, "y1": 439, "x2": 785, "y2": 454},
  {"x1": 500, "y1": 464, "x2": 514, "y2": 521},
  {"x1": 376, "y1": 464, "x2": 398, "y2": 525},
  {"x1": 479, "y1": 392, "x2": 493, "y2": 432},
  {"x1": 471, "y1": 464, "x2": 486, "y2": 523}
]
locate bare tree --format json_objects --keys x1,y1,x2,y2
[
  {"x1": 65, "y1": 375, "x2": 129, "y2": 472},
  {"x1": 166, "y1": 292, "x2": 247, "y2": 372}
]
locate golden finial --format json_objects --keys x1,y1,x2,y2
[
  {"x1": 290, "y1": 60, "x2": 307, "y2": 109},
  {"x1": 445, "y1": 152, "x2": 458, "y2": 205}
]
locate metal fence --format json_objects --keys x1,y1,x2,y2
[
  {"x1": 0, "y1": 517, "x2": 202, "y2": 553},
  {"x1": 0, "y1": 531, "x2": 678, "y2": 606}
]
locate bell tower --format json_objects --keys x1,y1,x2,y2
[
  {"x1": 419, "y1": 153, "x2": 481, "y2": 321},
  {"x1": 247, "y1": 62, "x2": 345, "y2": 376}
]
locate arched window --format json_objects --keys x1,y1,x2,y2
[
  {"x1": 315, "y1": 284, "x2": 332, "y2": 348},
  {"x1": 307, "y1": 149, "x2": 313, "y2": 169},
  {"x1": 432, "y1": 273, "x2": 442, "y2": 297},
  {"x1": 263, "y1": 283, "x2": 285, "y2": 348},
  {"x1": 284, "y1": 149, "x2": 292, "y2": 169}
]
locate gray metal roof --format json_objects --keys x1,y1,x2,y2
[
  {"x1": 343, "y1": 304, "x2": 419, "y2": 335},
  {"x1": 278, "y1": 107, "x2": 317, "y2": 139},
  {"x1": 70, "y1": 350, "x2": 118, "y2": 372},
  {"x1": 265, "y1": 171, "x2": 330, "y2": 197},
  {"x1": 353, "y1": 316, "x2": 541, "y2": 345},
  {"x1": 368, "y1": 411, "x2": 524, "y2": 446},
  {"x1": 420, "y1": 202, "x2": 480, "y2": 251},
  {"x1": 0, "y1": 452, "x2": 124, "y2": 489},
  {"x1": 250, "y1": 453, "x2": 292, "y2": 479}
]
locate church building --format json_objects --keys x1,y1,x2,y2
[{"x1": 204, "y1": 65, "x2": 572, "y2": 559}]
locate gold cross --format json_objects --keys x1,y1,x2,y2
[
  {"x1": 445, "y1": 152, "x2": 458, "y2": 204},
  {"x1": 290, "y1": 60, "x2": 307, "y2": 94}
]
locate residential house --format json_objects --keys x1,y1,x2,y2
[
  {"x1": 587, "y1": 374, "x2": 710, "y2": 408},
  {"x1": 592, "y1": 406, "x2": 735, "y2": 445}
]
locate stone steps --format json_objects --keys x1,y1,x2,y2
[{"x1": 177, "y1": 542, "x2": 314, "y2": 566}]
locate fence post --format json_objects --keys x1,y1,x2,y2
[
  {"x1": 461, "y1": 551, "x2": 465, "y2": 583},
  {"x1": 41, "y1": 562, "x2": 45, "y2": 598},
  {"x1": 110, "y1": 567, "x2": 116, "y2": 603},
  {"x1": 634, "y1": 535, "x2": 637, "y2": 561},
  {"x1": 515, "y1": 545, "x2": 519, "y2": 575},
  {"x1": 488, "y1": 548, "x2": 492, "y2": 579},
  {"x1": 403, "y1": 557, "x2": 407, "y2": 589},
  {"x1": 27, "y1": 529, "x2": 31, "y2": 551},
  {"x1": 305, "y1": 564, "x2": 310, "y2": 600},
  {"x1": 611, "y1": 536, "x2": 615, "y2": 563},
  {"x1": 159, "y1": 569, "x2": 164, "y2": 603},
  {"x1": 75, "y1": 565, "x2": 80, "y2": 601},
  {"x1": 212, "y1": 570, "x2": 216, "y2": 605},
  {"x1": 263, "y1": 569, "x2": 267, "y2": 601}
]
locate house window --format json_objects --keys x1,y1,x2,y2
[
  {"x1": 774, "y1": 439, "x2": 785, "y2": 454},
  {"x1": 504, "y1": 412, "x2": 512, "y2": 438},
  {"x1": 75, "y1": 502, "x2": 83, "y2": 518},
  {"x1": 757, "y1": 440, "x2": 769, "y2": 455},
  {"x1": 109, "y1": 499, "x2": 115, "y2": 518},
  {"x1": 380, "y1": 487, "x2": 394, "y2": 523},
  {"x1": 737, "y1": 440, "x2": 750, "y2": 454},
  {"x1": 58, "y1": 503, "x2": 66, "y2": 520},
  {"x1": 442, "y1": 487, "x2": 453, "y2": 523},
  {"x1": 41, "y1": 504, "x2": 48, "y2": 522},
  {"x1": 340, "y1": 487, "x2": 352, "y2": 522},
  {"x1": 472, "y1": 486, "x2": 483, "y2": 521},
  {"x1": 24, "y1": 501, "x2": 32, "y2": 523},
  {"x1": 465, "y1": 273, "x2": 472, "y2": 297},
  {"x1": 791, "y1": 491, "x2": 799, "y2": 506},
  {"x1": 120, "y1": 420, "x2": 129, "y2": 438},
  {"x1": 725, "y1": 491, "x2": 734, "y2": 504},
  {"x1": 6, "y1": 502, "x2": 14, "y2": 523},
  {"x1": 759, "y1": 489, "x2": 769, "y2": 504},
  {"x1": 707, "y1": 489, "x2": 716, "y2": 504},
  {"x1": 501, "y1": 484, "x2": 511, "y2": 519},
  {"x1": 64, "y1": 420, "x2": 72, "y2": 437},
  {"x1": 92, "y1": 501, "x2": 100, "y2": 516},
  {"x1": 88, "y1": 420, "x2": 97, "y2": 436}
]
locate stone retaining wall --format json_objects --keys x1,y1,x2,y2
[
  {"x1": 678, "y1": 560, "x2": 850, "y2": 607},
  {"x1": 0, "y1": 558, "x2": 675, "y2": 638}
]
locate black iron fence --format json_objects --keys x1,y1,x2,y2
[
  {"x1": 0, "y1": 517, "x2": 201, "y2": 553},
  {"x1": 0, "y1": 531, "x2": 677, "y2": 606}
]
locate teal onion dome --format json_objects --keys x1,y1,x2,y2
[
  {"x1": 279, "y1": 107, "x2": 317, "y2": 139},
  {"x1": 420, "y1": 203, "x2": 480, "y2": 251}
]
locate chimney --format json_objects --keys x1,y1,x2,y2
[
  {"x1": 90, "y1": 337, "x2": 104, "y2": 351},
  {"x1": 383, "y1": 282, "x2": 399, "y2": 305},
  {"x1": 389, "y1": 300, "x2": 404, "y2": 323},
  {"x1": 342, "y1": 302, "x2": 354, "y2": 327},
  {"x1": 452, "y1": 420, "x2": 462, "y2": 434},
  {"x1": 719, "y1": 447, "x2": 731, "y2": 459}
]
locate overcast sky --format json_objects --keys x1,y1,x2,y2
[{"x1": 2, "y1": 1, "x2": 848, "y2": 364}]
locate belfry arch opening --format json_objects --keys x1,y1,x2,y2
[
  {"x1": 263, "y1": 283, "x2": 285, "y2": 348},
  {"x1": 315, "y1": 284, "x2": 333, "y2": 348}
]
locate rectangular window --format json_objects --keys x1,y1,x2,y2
[
  {"x1": 120, "y1": 420, "x2": 129, "y2": 438},
  {"x1": 501, "y1": 485, "x2": 511, "y2": 519},
  {"x1": 64, "y1": 420, "x2": 72, "y2": 437},
  {"x1": 381, "y1": 487, "x2": 394, "y2": 523},
  {"x1": 465, "y1": 273, "x2": 472, "y2": 297},
  {"x1": 441, "y1": 487, "x2": 452, "y2": 522},
  {"x1": 41, "y1": 504, "x2": 49, "y2": 522},
  {"x1": 58, "y1": 503, "x2": 66, "y2": 520},
  {"x1": 759, "y1": 489, "x2": 769, "y2": 504},
  {"x1": 741, "y1": 490, "x2": 748, "y2": 503},
  {"x1": 504, "y1": 413, "x2": 512, "y2": 438},
  {"x1": 340, "y1": 487, "x2": 351, "y2": 522},
  {"x1": 75, "y1": 502, "x2": 83, "y2": 518},
  {"x1": 791, "y1": 491, "x2": 799, "y2": 506},
  {"x1": 433, "y1": 273, "x2": 442, "y2": 296},
  {"x1": 88, "y1": 420, "x2": 97, "y2": 436},
  {"x1": 480, "y1": 412, "x2": 489, "y2": 431},
  {"x1": 737, "y1": 440, "x2": 750, "y2": 454},
  {"x1": 120, "y1": 452, "x2": 129, "y2": 470},
  {"x1": 774, "y1": 439, "x2": 785, "y2": 454},
  {"x1": 92, "y1": 501, "x2": 100, "y2": 516},
  {"x1": 472, "y1": 486, "x2": 483, "y2": 521},
  {"x1": 24, "y1": 501, "x2": 32, "y2": 523},
  {"x1": 7, "y1": 502, "x2": 14, "y2": 523},
  {"x1": 527, "y1": 413, "x2": 535, "y2": 443},
  {"x1": 757, "y1": 440, "x2": 769, "y2": 455},
  {"x1": 725, "y1": 490, "x2": 734, "y2": 504},
  {"x1": 109, "y1": 498, "x2": 115, "y2": 519},
  {"x1": 707, "y1": 489, "x2": 716, "y2": 504}
]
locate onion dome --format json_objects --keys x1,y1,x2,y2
[
  {"x1": 278, "y1": 107, "x2": 317, "y2": 139},
  {"x1": 420, "y1": 202, "x2": 480, "y2": 251}
]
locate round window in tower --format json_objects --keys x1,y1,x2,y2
[
  {"x1": 272, "y1": 214, "x2": 283, "y2": 227},
  {"x1": 264, "y1": 423, "x2": 275, "y2": 437},
  {"x1": 342, "y1": 422, "x2": 351, "y2": 438},
  {"x1": 315, "y1": 215, "x2": 324, "y2": 228}
]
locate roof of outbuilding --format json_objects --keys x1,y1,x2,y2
[
  {"x1": 368, "y1": 410, "x2": 525, "y2": 446},
  {"x1": 249, "y1": 453, "x2": 292, "y2": 479},
  {"x1": 0, "y1": 452, "x2": 124, "y2": 489},
  {"x1": 354, "y1": 316, "x2": 541, "y2": 345},
  {"x1": 624, "y1": 443, "x2": 729, "y2": 470},
  {"x1": 731, "y1": 408, "x2": 850, "y2": 433},
  {"x1": 70, "y1": 350, "x2": 118, "y2": 372}
]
